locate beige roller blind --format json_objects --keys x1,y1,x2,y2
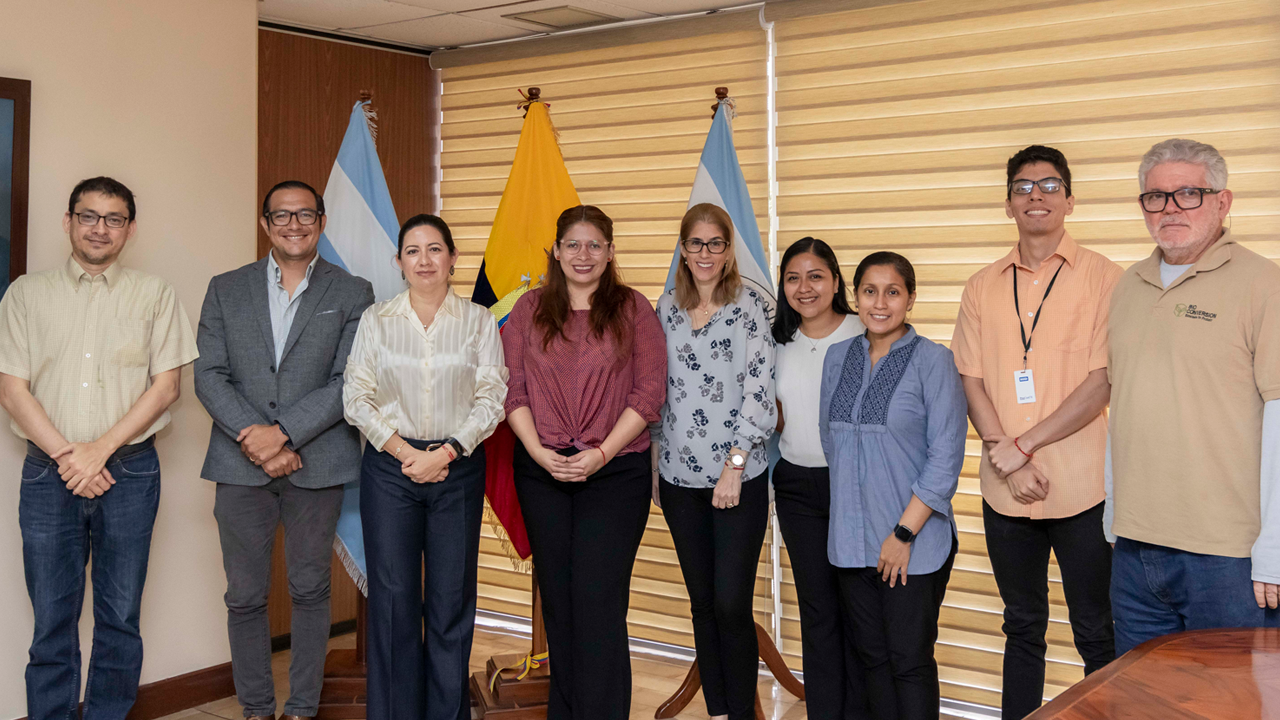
[
  {"x1": 441, "y1": 21, "x2": 773, "y2": 651},
  {"x1": 774, "y1": 0, "x2": 1280, "y2": 708}
]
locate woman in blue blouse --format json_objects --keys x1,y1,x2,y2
[
  {"x1": 654, "y1": 203, "x2": 776, "y2": 720},
  {"x1": 819, "y1": 251, "x2": 966, "y2": 720}
]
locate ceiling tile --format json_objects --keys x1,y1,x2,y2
[
  {"x1": 604, "y1": 0, "x2": 753, "y2": 14},
  {"x1": 258, "y1": 0, "x2": 438, "y2": 30},
  {"x1": 462, "y1": 0, "x2": 651, "y2": 32},
  {"x1": 345, "y1": 12, "x2": 533, "y2": 46}
]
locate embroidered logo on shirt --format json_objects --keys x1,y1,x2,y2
[{"x1": 1174, "y1": 303, "x2": 1216, "y2": 321}]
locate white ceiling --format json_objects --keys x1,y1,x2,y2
[{"x1": 258, "y1": 0, "x2": 756, "y2": 50}]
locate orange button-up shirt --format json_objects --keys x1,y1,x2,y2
[{"x1": 951, "y1": 232, "x2": 1123, "y2": 519}]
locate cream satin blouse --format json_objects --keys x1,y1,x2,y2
[{"x1": 342, "y1": 288, "x2": 507, "y2": 455}]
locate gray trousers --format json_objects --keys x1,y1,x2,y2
[{"x1": 214, "y1": 477, "x2": 344, "y2": 717}]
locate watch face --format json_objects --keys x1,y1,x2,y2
[{"x1": 731, "y1": 453, "x2": 746, "y2": 468}]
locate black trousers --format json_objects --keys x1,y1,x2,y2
[
  {"x1": 361, "y1": 439, "x2": 486, "y2": 720},
  {"x1": 513, "y1": 445, "x2": 652, "y2": 720},
  {"x1": 837, "y1": 534, "x2": 956, "y2": 720},
  {"x1": 660, "y1": 473, "x2": 769, "y2": 720},
  {"x1": 982, "y1": 500, "x2": 1114, "y2": 720},
  {"x1": 772, "y1": 459, "x2": 872, "y2": 720}
]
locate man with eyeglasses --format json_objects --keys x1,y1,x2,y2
[
  {"x1": 952, "y1": 146, "x2": 1121, "y2": 718},
  {"x1": 0, "y1": 176, "x2": 197, "y2": 718},
  {"x1": 194, "y1": 180, "x2": 373, "y2": 720},
  {"x1": 1106, "y1": 138, "x2": 1280, "y2": 655}
]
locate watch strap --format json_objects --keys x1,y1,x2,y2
[{"x1": 893, "y1": 524, "x2": 916, "y2": 543}]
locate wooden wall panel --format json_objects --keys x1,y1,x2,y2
[
  {"x1": 257, "y1": 28, "x2": 437, "y2": 637},
  {"x1": 258, "y1": 28, "x2": 436, "y2": 259}
]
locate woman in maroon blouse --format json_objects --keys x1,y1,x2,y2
[{"x1": 503, "y1": 204, "x2": 667, "y2": 720}]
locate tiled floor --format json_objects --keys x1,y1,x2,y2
[
  {"x1": 168, "y1": 627, "x2": 973, "y2": 720},
  {"x1": 168, "y1": 626, "x2": 811, "y2": 720}
]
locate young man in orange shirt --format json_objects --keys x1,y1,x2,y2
[{"x1": 952, "y1": 146, "x2": 1121, "y2": 719}]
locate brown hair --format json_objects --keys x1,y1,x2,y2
[
  {"x1": 532, "y1": 205, "x2": 636, "y2": 354},
  {"x1": 674, "y1": 203, "x2": 741, "y2": 310}
]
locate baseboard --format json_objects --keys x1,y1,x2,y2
[
  {"x1": 126, "y1": 662, "x2": 237, "y2": 720},
  {"x1": 13, "y1": 662, "x2": 237, "y2": 720}
]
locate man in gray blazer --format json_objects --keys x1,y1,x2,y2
[{"x1": 195, "y1": 180, "x2": 374, "y2": 720}]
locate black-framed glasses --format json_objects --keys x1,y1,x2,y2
[
  {"x1": 1139, "y1": 188, "x2": 1220, "y2": 213},
  {"x1": 71, "y1": 210, "x2": 129, "y2": 229},
  {"x1": 1010, "y1": 177, "x2": 1065, "y2": 195},
  {"x1": 559, "y1": 239, "x2": 610, "y2": 256},
  {"x1": 264, "y1": 209, "x2": 322, "y2": 226},
  {"x1": 682, "y1": 238, "x2": 728, "y2": 254}
]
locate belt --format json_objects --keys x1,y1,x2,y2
[{"x1": 26, "y1": 435, "x2": 156, "y2": 465}]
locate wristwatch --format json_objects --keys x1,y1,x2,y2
[
  {"x1": 727, "y1": 449, "x2": 747, "y2": 471},
  {"x1": 428, "y1": 437, "x2": 464, "y2": 460},
  {"x1": 893, "y1": 524, "x2": 917, "y2": 544}
]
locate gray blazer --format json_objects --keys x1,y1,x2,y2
[{"x1": 195, "y1": 256, "x2": 375, "y2": 488}]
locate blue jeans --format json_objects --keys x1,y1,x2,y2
[
  {"x1": 1112, "y1": 536, "x2": 1279, "y2": 656},
  {"x1": 19, "y1": 440, "x2": 161, "y2": 720}
]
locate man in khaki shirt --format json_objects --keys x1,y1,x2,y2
[
  {"x1": 1107, "y1": 138, "x2": 1280, "y2": 656},
  {"x1": 0, "y1": 177, "x2": 197, "y2": 719},
  {"x1": 953, "y1": 145, "x2": 1121, "y2": 718}
]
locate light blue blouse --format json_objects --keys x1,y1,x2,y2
[
  {"x1": 819, "y1": 326, "x2": 967, "y2": 574},
  {"x1": 655, "y1": 286, "x2": 776, "y2": 488}
]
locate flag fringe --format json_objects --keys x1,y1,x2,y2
[
  {"x1": 484, "y1": 500, "x2": 533, "y2": 574},
  {"x1": 334, "y1": 536, "x2": 369, "y2": 598},
  {"x1": 362, "y1": 102, "x2": 379, "y2": 147}
]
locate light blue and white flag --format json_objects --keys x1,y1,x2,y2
[
  {"x1": 320, "y1": 100, "x2": 405, "y2": 594},
  {"x1": 664, "y1": 99, "x2": 775, "y2": 310},
  {"x1": 665, "y1": 98, "x2": 780, "y2": 474}
]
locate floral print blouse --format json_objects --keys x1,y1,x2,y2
[{"x1": 654, "y1": 285, "x2": 776, "y2": 488}]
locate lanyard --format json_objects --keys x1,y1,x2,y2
[{"x1": 1013, "y1": 258, "x2": 1065, "y2": 368}]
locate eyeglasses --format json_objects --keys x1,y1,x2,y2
[
  {"x1": 560, "y1": 239, "x2": 610, "y2": 256},
  {"x1": 1139, "y1": 188, "x2": 1220, "y2": 213},
  {"x1": 1009, "y1": 177, "x2": 1065, "y2": 195},
  {"x1": 682, "y1": 238, "x2": 728, "y2": 254},
  {"x1": 264, "y1": 209, "x2": 321, "y2": 226},
  {"x1": 71, "y1": 211, "x2": 129, "y2": 229}
]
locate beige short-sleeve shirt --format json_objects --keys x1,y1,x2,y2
[
  {"x1": 952, "y1": 232, "x2": 1124, "y2": 519},
  {"x1": 0, "y1": 256, "x2": 199, "y2": 444},
  {"x1": 1108, "y1": 229, "x2": 1280, "y2": 557}
]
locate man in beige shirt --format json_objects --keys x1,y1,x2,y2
[
  {"x1": 1107, "y1": 139, "x2": 1280, "y2": 656},
  {"x1": 0, "y1": 177, "x2": 197, "y2": 720},
  {"x1": 953, "y1": 145, "x2": 1121, "y2": 718}
]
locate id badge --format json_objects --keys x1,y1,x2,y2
[{"x1": 1014, "y1": 369, "x2": 1036, "y2": 404}]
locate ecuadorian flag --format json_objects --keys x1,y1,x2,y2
[{"x1": 475, "y1": 100, "x2": 581, "y2": 565}]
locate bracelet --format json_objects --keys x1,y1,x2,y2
[
  {"x1": 393, "y1": 441, "x2": 407, "y2": 459},
  {"x1": 1013, "y1": 437, "x2": 1033, "y2": 459},
  {"x1": 595, "y1": 447, "x2": 607, "y2": 465},
  {"x1": 444, "y1": 445, "x2": 457, "y2": 461}
]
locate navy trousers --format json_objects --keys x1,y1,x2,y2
[{"x1": 361, "y1": 439, "x2": 486, "y2": 720}]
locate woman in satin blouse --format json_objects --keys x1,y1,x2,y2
[{"x1": 342, "y1": 214, "x2": 508, "y2": 720}]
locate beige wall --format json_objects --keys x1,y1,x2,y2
[{"x1": 0, "y1": 0, "x2": 258, "y2": 714}]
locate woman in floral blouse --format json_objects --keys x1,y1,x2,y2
[{"x1": 653, "y1": 202, "x2": 776, "y2": 720}]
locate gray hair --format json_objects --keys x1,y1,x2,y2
[{"x1": 1138, "y1": 138, "x2": 1228, "y2": 191}]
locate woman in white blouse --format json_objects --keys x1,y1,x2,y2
[
  {"x1": 342, "y1": 214, "x2": 508, "y2": 720},
  {"x1": 771, "y1": 237, "x2": 869, "y2": 720}
]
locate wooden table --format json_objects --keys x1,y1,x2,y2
[{"x1": 1028, "y1": 629, "x2": 1280, "y2": 719}]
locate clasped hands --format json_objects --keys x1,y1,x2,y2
[
  {"x1": 238, "y1": 424, "x2": 301, "y2": 478},
  {"x1": 533, "y1": 446, "x2": 606, "y2": 482},
  {"x1": 51, "y1": 440, "x2": 116, "y2": 498},
  {"x1": 983, "y1": 434, "x2": 1049, "y2": 505}
]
